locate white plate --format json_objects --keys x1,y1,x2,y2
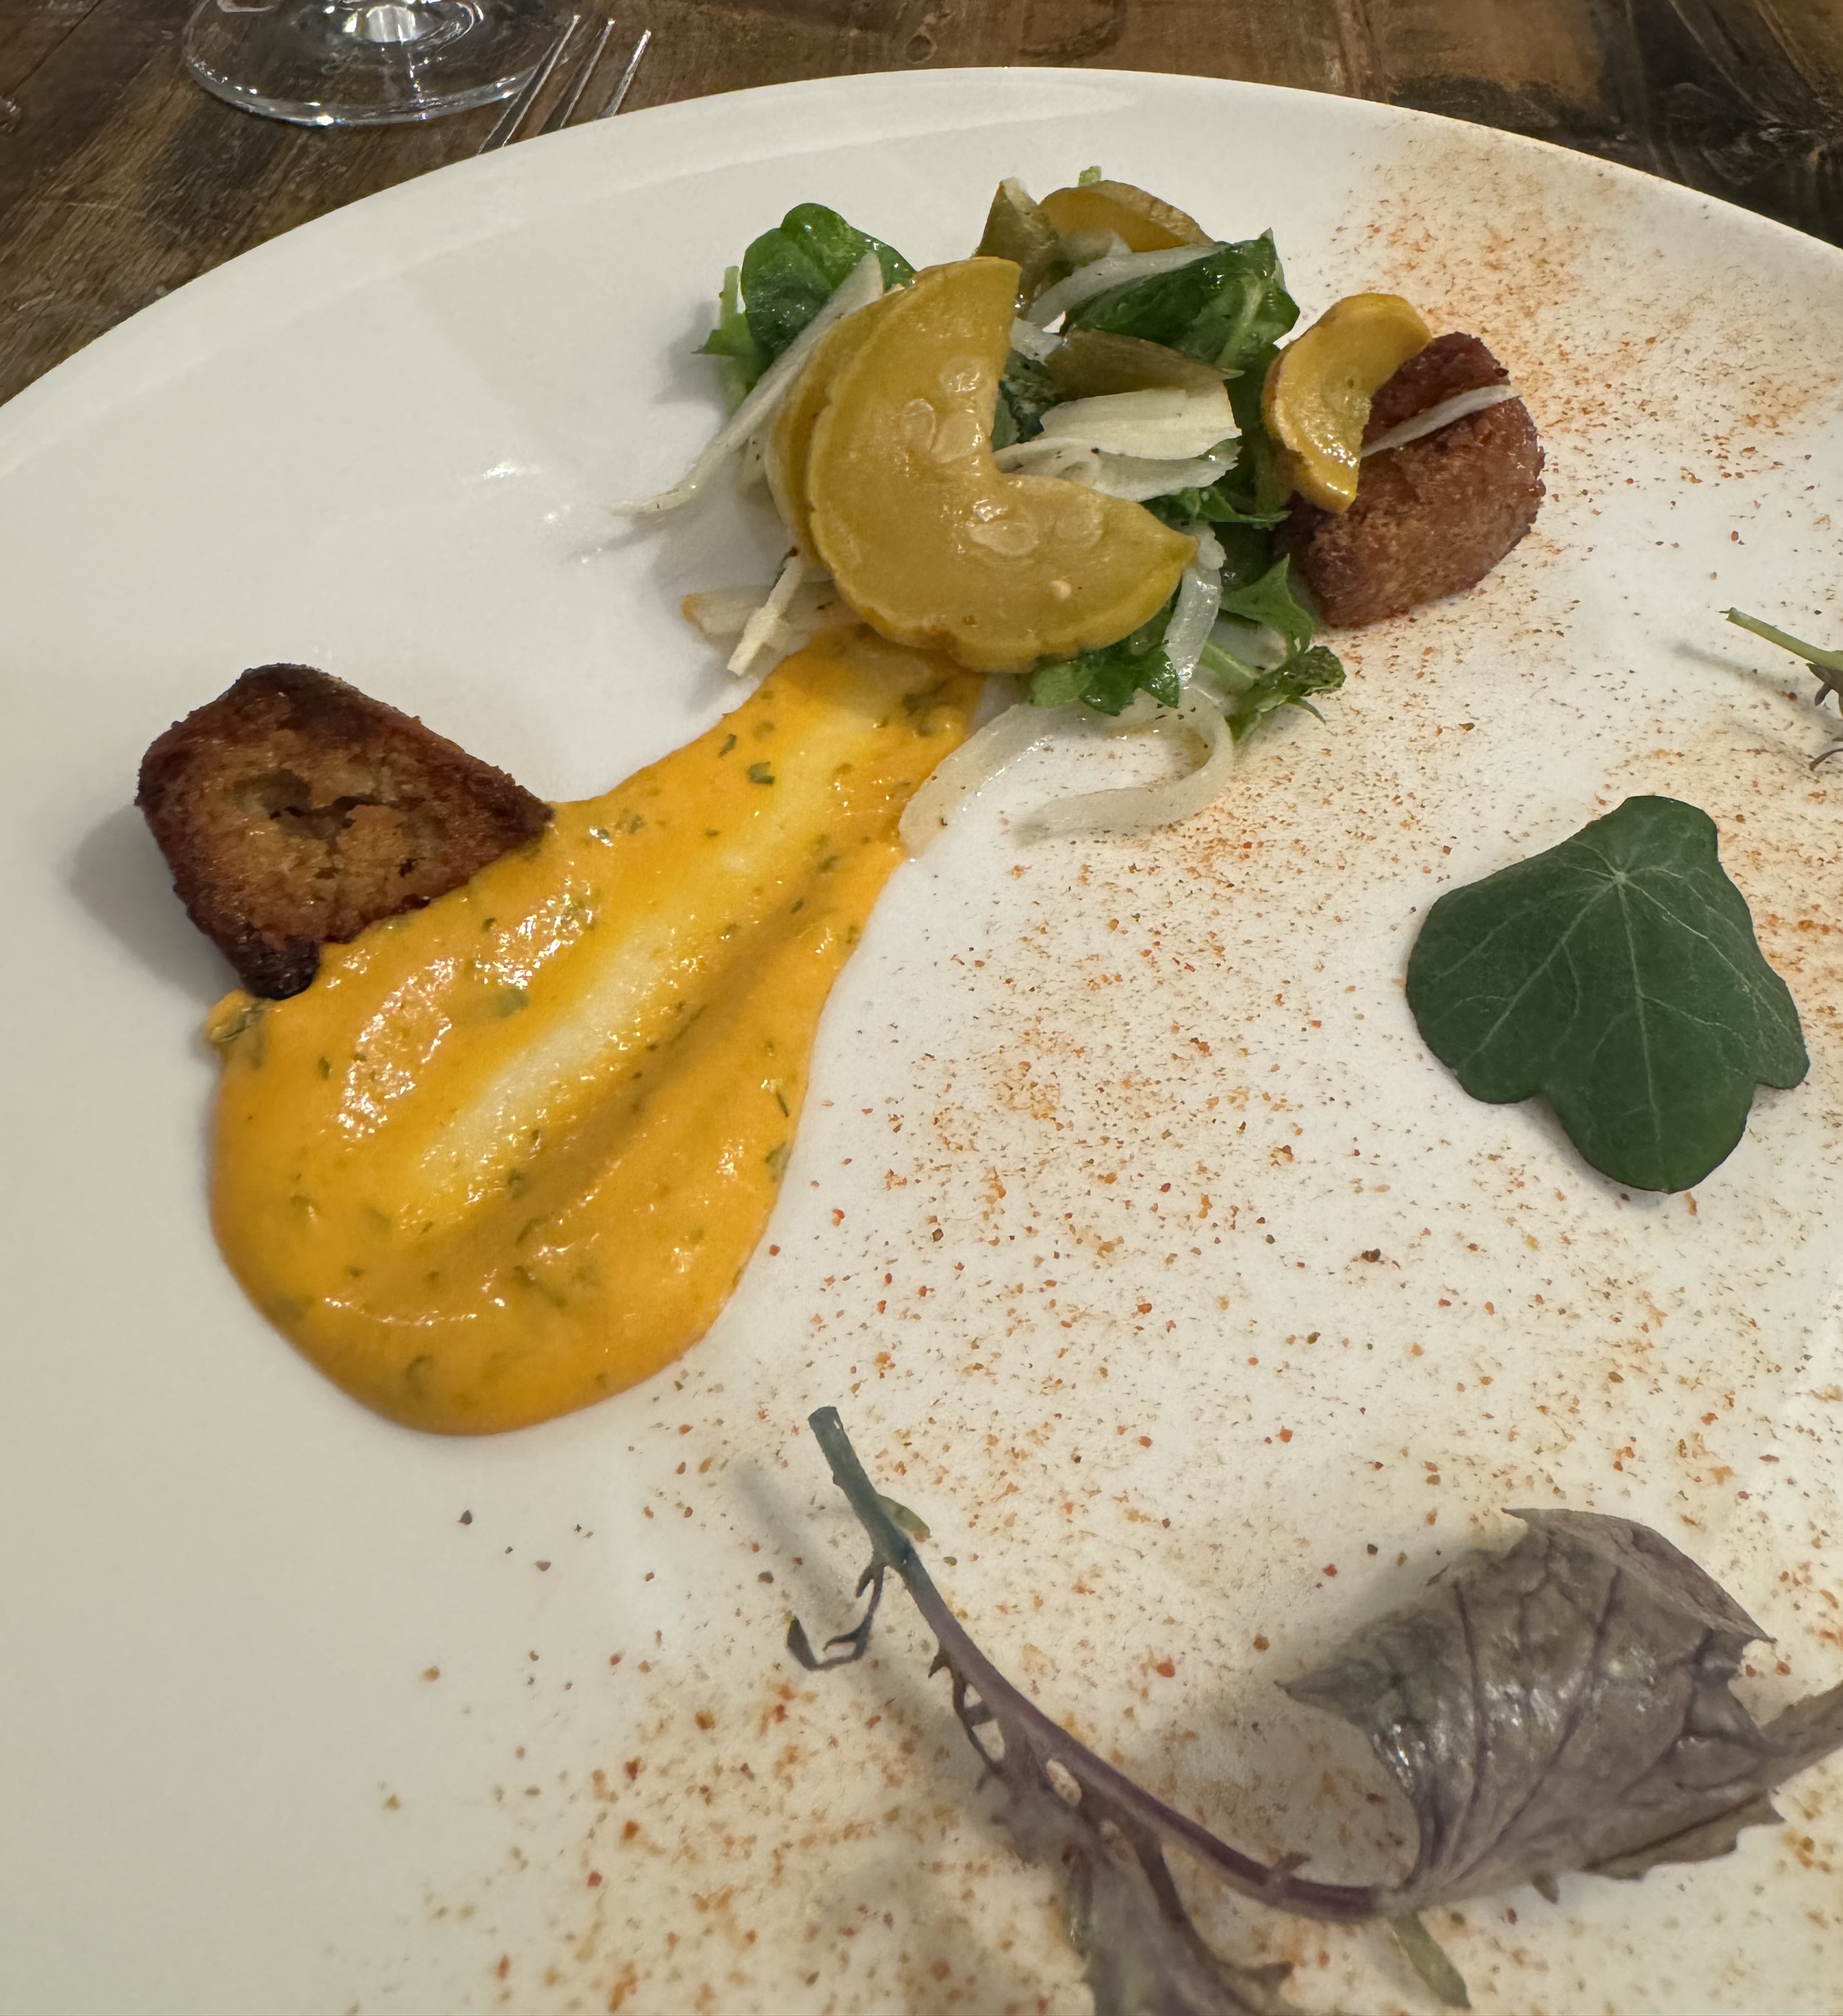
[{"x1": 4, "y1": 67, "x2": 1843, "y2": 2016}]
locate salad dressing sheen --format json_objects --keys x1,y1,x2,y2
[{"x1": 208, "y1": 627, "x2": 980, "y2": 1433}]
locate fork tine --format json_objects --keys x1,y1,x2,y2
[
  {"x1": 541, "y1": 14, "x2": 616, "y2": 135},
  {"x1": 591, "y1": 26, "x2": 652, "y2": 119},
  {"x1": 477, "y1": 9, "x2": 581, "y2": 154}
]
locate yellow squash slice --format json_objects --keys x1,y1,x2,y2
[
  {"x1": 767, "y1": 291, "x2": 897, "y2": 555},
  {"x1": 802, "y1": 258, "x2": 1196, "y2": 675},
  {"x1": 975, "y1": 179, "x2": 1061, "y2": 302},
  {"x1": 1038, "y1": 179, "x2": 1213, "y2": 254},
  {"x1": 1262, "y1": 291, "x2": 1432, "y2": 512}
]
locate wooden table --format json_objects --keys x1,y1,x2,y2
[{"x1": 4, "y1": 0, "x2": 1842, "y2": 410}]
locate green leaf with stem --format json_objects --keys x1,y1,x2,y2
[{"x1": 1726, "y1": 606, "x2": 1843, "y2": 705}]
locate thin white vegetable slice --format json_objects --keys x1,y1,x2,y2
[
  {"x1": 681, "y1": 586, "x2": 767, "y2": 641},
  {"x1": 611, "y1": 253, "x2": 886, "y2": 517},
  {"x1": 735, "y1": 432, "x2": 769, "y2": 495},
  {"x1": 990, "y1": 437, "x2": 1096, "y2": 480},
  {"x1": 1021, "y1": 690, "x2": 1236, "y2": 839},
  {"x1": 1025, "y1": 242, "x2": 1220, "y2": 328},
  {"x1": 727, "y1": 552, "x2": 809, "y2": 677},
  {"x1": 991, "y1": 438, "x2": 1235, "y2": 502},
  {"x1": 683, "y1": 572, "x2": 848, "y2": 657},
  {"x1": 1084, "y1": 447, "x2": 1236, "y2": 502},
  {"x1": 1009, "y1": 317, "x2": 1060, "y2": 363},
  {"x1": 898, "y1": 701, "x2": 1059, "y2": 856},
  {"x1": 1163, "y1": 526, "x2": 1224, "y2": 684},
  {"x1": 1035, "y1": 384, "x2": 1236, "y2": 458},
  {"x1": 1362, "y1": 382, "x2": 1522, "y2": 458}
]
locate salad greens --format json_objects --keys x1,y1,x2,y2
[
  {"x1": 1406, "y1": 797, "x2": 1807, "y2": 1192},
  {"x1": 792, "y1": 1408, "x2": 1843, "y2": 2016},
  {"x1": 1065, "y1": 234, "x2": 1298, "y2": 370},
  {"x1": 1203, "y1": 639, "x2": 1346, "y2": 742},
  {"x1": 700, "y1": 202, "x2": 914, "y2": 407},
  {"x1": 697, "y1": 177, "x2": 1344, "y2": 737},
  {"x1": 997, "y1": 222, "x2": 1335, "y2": 725},
  {"x1": 1025, "y1": 553, "x2": 1345, "y2": 728},
  {"x1": 1028, "y1": 606, "x2": 1181, "y2": 714}
]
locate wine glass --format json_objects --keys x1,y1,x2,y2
[{"x1": 184, "y1": 1, "x2": 567, "y2": 128}]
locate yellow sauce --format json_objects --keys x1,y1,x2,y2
[{"x1": 208, "y1": 628, "x2": 981, "y2": 1433}]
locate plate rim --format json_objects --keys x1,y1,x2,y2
[{"x1": 7, "y1": 62, "x2": 1843, "y2": 461}]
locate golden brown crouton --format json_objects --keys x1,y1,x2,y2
[
  {"x1": 1280, "y1": 332, "x2": 1544, "y2": 628},
  {"x1": 138, "y1": 664, "x2": 551, "y2": 998}
]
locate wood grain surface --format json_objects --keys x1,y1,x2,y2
[{"x1": 3, "y1": 0, "x2": 1842, "y2": 408}]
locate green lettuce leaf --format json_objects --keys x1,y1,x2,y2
[
  {"x1": 1198, "y1": 640, "x2": 1344, "y2": 741},
  {"x1": 1029, "y1": 605, "x2": 1180, "y2": 715},
  {"x1": 1217, "y1": 555, "x2": 1315, "y2": 655},
  {"x1": 992, "y1": 351, "x2": 1062, "y2": 450},
  {"x1": 700, "y1": 204, "x2": 914, "y2": 400},
  {"x1": 1064, "y1": 233, "x2": 1298, "y2": 375},
  {"x1": 697, "y1": 264, "x2": 764, "y2": 413}
]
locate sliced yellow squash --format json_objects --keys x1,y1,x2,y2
[
  {"x1": 1262, "y1": 291, "x2": 1433, "y2": 512},
  {"x1": 767, "y1": 291, "x2": 896, "y2": 555},
  {"x1": 975, "y1": 178, "x2": 1062, "y2": 302},
  {"x1": 1046, "y1": 328, "x2": 1230, "y2": 399},
  {"x1": 802, "y1": 258, "x2": 1196, "y2": 675},
  {"x1": 1038, "y1": 179, "x2": 1213, "y2": 254}
]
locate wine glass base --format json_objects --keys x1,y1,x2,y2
[{"x1": 184, "y1": 1, "x2": 564, "y2": 128}]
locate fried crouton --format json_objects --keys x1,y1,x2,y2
[
  {"x1": 138, "y1": 664, "x2": 551, "y2": 999},
  {"x1": 1280, "y1": 333, "x2": 1544, "y2": 629}
]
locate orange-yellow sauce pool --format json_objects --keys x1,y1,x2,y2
[{"x1": 207, "y1": 628, "x2": 979, "y2": 1433}]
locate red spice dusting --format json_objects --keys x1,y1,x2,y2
[
  {"x1": 1153, "y1": 1658, "x2": 1176, "y2": 1678},
  {"x1": 587, "y1": 1870, "x2": 603, "y2": 1888}
]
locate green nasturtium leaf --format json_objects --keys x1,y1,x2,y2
[{"x1": 1406, "y1": 796, "x2": 1806, "y2": 1191}]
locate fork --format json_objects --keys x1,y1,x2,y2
[{"x1": 478, "y1": 13, "x2": 653, "y2": 152}]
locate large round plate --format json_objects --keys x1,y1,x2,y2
[{"x1": 4, "y1": 68, "x2": 1842, "y2": 2016}]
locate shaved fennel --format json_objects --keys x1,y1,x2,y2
[
  {"x1": 1026, "y1": 242, "x2": 1221, "y2": 328},
  {"x1": 898, "y1": 703, "x2": 1060, "y2": 854},
  {"x1": 612, "y1": 252, "x2": 885, "y2": 517},
  {"x1": 1163, "y1": 525, "x2": 1225, "y2": 684},
  {"x1": 1008, "y1": 317, "x2": 1061, "y2": 363},
  {"x1": 683, "y1": 571, "x2": 848, "y2": 659},
  {"x1": 727, "y1": 552, "x2": 808, "y2": 677},
  {"x1": 1021, "y1": 689, "x2": 1236, "y2": 839},
  {"x1": 1035, "y1": 383, "x2": 1236, "y2": 459},
  {"x1": 1363, "y1": 382, "x2": 1521, "y2": 458},
  {"x1": 992, "y1": 437, "x2": 1236, "y2": 502}
]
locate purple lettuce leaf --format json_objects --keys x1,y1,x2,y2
[
  {"x1": 792, "y1": 1410, "x2": 1843, "y2": 2013},
  {"x1": 1286, "y1": 1507, "x2": 1843, "y2": 1909}
]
